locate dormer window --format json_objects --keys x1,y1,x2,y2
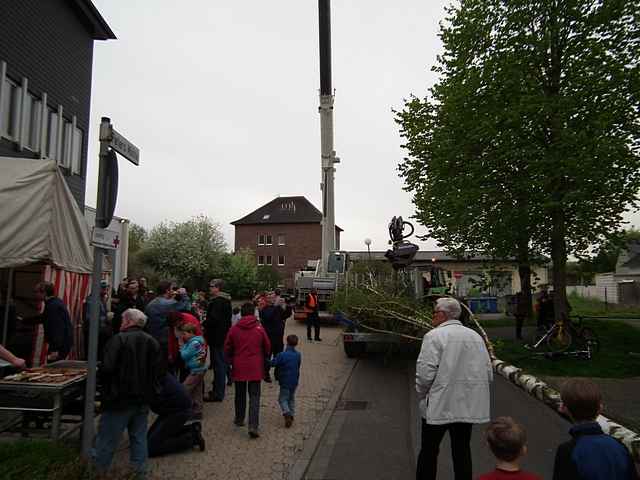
[
  {"x1": 263, "y1": 214, "x2": 270, "y2": 220},
  {"x1": 280, "y1": 200, "x2": 296, "y2": 212}
]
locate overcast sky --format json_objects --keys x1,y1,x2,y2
[{"x1": 86, "y1": 0, "x2": 451, "y2": 253}]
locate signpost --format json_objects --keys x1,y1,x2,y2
[{"x1": 81, "y1": 117, "x2": 140, "y2": 457}]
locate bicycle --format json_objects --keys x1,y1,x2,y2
[{"x1": 524, "y1": 316, "x2": 600, "y2": 359}]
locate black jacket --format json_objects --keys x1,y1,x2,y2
[
  {"x1": 553, "y1": 422, "x2": 638, "y2": 480},
  {"x1": 150, "y1": 373, "x2": 192, "y2": 417},
  {"x1": 260, "y1": 304, "x2": 292, "y2": 339},
  {"x1": 100, "y1": 327, "x2": 161, "y2": 410},
  {"x1": 112, "y1": 294, "x2": 145, "y2": 334},
  {"x1": 204, "y1": 294, "x2": 232, "y2": 348},
  {"x1": 43, "y1": 297, "x2": 74, "y2": 358}
]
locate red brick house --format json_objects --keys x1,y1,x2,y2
[{"x1": 231, "y1": 196, "x2": 342, "y2": 288}]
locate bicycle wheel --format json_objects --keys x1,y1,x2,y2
[
  {"x1": 547, "y1": 325, "x2": 572, "y2": 352},
  {"x1": 579, "y1": 327, "x2": 600, "y2": 355}
]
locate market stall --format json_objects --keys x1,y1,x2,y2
[{"x1": 0, "y1": 157, "x2": 93, "y2": 365}]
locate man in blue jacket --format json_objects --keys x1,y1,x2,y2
[{"x1": 271, "y1": 334, "x2": 302, "y2": 428}]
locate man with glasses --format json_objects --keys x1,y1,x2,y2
[{"x1": 416, "y1": 297, "x2": 493, "y2": 480}]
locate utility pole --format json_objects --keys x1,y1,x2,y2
[
  {"x1": 318, "y1": 0, "x2": 339, "y2": 274},
  {"x1": 81, "y1": 117, "x2": 140, "y2": 457}
]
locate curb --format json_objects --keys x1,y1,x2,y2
[
  {"x1": 288, "y1": 355, "x2": 358, "y2": 480},
  {"x1": 493, "y1": 358, "x2": 640, "y2": 463}
]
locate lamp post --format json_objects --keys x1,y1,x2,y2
[{"x1": 364, "y1": 238, "x2": 372, "y2": 261}]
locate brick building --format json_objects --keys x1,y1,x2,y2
[
  {"x1": 0, "y1": 0, "x2": 115, "y2": 208},
  {"x1": 232, "y1": 196, "x2": 342, "y2": 288}
]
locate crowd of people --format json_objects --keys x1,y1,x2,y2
[
  {"x1": 0, "y1": 275, "x2": 310, "y2": 478},
  {"x1": 415, "y1": 297, "x2": 638, "y2": 480},
  {"x1": 89, "y1": 277, "x2": 310, "y2": 477}
]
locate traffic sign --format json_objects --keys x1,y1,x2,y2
[
  {"x1": 91, "y1": 227, "x2": 121, "y2": 250},
  {"x1": 110, "y1": 129, "x2": 140, "y2": 165}
]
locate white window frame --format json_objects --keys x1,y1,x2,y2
[
  {"x1": 258, "y1": 255, "x2": 265, "y2": 266},
  {"x1": 0, "y1": 61, "x2": 6, "y2": 136},
  {"x1": 278, "y1": 255, "x2": 285, "y2": 266},
  {"x1": 38, "y1": 92, "x2": 48, "y2": 157},
  {"x1": 56, "y1": 105, "x2": 64, "y2": 165},
  {"x1": 266, "y1": 234, "x2": 273, "y2": 246},
  {"x1": 1, "y1": 78, "x2": 21, "y2": 142},
  {"x1": 60, "y1": 118, "x2": 73, "y2": 169},
  {"x1": 47, "y1": 107, "x2": 58, "y2": 161},
  {"x1": 266, "y1": 255, "x2": 273, "y2": 266},
  {"x1": 71, "y1": 120, "x2": 82, "y2": 175},
  {"x1": 258, "y1": 234, "x2": 265, "y2": 246},
  {"x1": 277, "y1": 234, "x2": 285, "y2": 246}
]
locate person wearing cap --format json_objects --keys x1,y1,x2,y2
[{"x1": 83, "y1": 280, "x2": 113, "y2": 362}]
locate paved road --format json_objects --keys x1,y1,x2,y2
[{"x1": 305, "y1": 353, "x2": 571, "y2": 480}]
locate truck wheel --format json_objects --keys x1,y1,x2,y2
[{"x1": 344, "y1": 341, "x2": 365, "y2": 358}]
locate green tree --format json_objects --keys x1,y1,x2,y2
[
  {"x1": 128, "y1": 223, "x2": 147, "y2": 253},
  {"x1": 397, "y1": 0, "x2": 640, "y2": 322},
  {"x1": 256, "y1": 266, "x2": 282, "y2": 291},
  {"x1": 138, "y1": 215, "x2": 226, "y2": 290},
  {"x1": 220, "y1": 249, "x2": 257, "y2": 299}
]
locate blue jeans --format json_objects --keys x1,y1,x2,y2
[
  {"x1": 211, "y1": 348, "x2": 227, "y2": 400},
  {"x1": 278, "y1": 386, "x2": 297, "y2": 416},
  {"x1": 93, "y1": 404, "x2": 149, "y2": 476}
]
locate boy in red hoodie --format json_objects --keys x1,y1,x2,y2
[{"x1": 477, "y1": 417, "x2": 542, "y2": 480}]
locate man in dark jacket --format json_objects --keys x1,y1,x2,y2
[
  {"x1": 94, "y1": 308, "x2": 161, "y2": 477},
  {"x1": 113, "y1": 279, "x2": 146, "y2": 334},
  {"x1": 32, "y1": 282, "x2": 73, "y2": 362},
  {"x1": 260, "y1": 294, "x2": 293, "y2": 381},
  {"x1": 148, "y1": 373, "x2": 205, "y2": 456},
  {"x1": 553, "y1": 378, "x2": 638, "y2": 480},
  {"x1": 204, "y1": 279, "x2": 232, "y2": 402}
]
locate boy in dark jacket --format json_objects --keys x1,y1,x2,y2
[
  {"x1": 553, "y1": 379, "x2": 638, "y2": 480},
  {"x1": 271, "y1": 334, "x2": 302, "y2": 428}
]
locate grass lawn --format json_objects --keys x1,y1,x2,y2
[
  {"x1": 0, "y1": 439, "x2": 87, "y2": 480},
  {"x1": 568, "y1": 293, "x2": 640, "y2": 318},
  {"x1": 493, "y1": 319, "x2": 640, "y2": 378}
]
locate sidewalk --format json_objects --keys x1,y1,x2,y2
[{"x1": 139, "y1": 321, "x2": 354, "y2": 480}]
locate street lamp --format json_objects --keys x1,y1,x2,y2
[{"x1": 364, "y1": 238, "x2": 372, "y2": 261}]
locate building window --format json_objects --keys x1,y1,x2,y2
[
  {"x1": 1, "y1": 78, "x2": 20, "y2": 140},
  {"x1": 27, "y1": 97, "x2": 41, "y2": 152},
  {"x1": 61, "y1": 120, "x2": 73, "y2": 168},
  {"x1": 278, "y1": 255, "x2": 285, "y2": 266},
  {"x1": 258, "y1": 255, "x2": 265, "y2": 266},
  {"x1": 277, "y1": 234, "x2": 285, "y2": 246},
  {"x1": 71, "y1": 126, "x2": 83, "y2": 175},
  {"x1": 47, "y1": 108, "x2": 58, "y2": 160},
  {"x1": 266, "y1": 255, "x2": 273, "y2": 266},
  {"x1": 266, "y1": 235, "x2": 273, "y2": 246},
  {"x1": 258, "y1": 234, "x2": 265, "y2": 246}
]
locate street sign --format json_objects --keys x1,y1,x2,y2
[
  {"x1": 110, "y1": 129, "x2": 140, "y2": 165},
  {"x1": 96, "y1": 149, "x2": 118, "y2": 228},
  {"x1": 91, "y1": 227, "x2": 121, "y2": 250},
  {"x1": 454, "y1": 271, "x2": 463, "y2": 279}
]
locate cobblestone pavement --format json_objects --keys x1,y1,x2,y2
[{"x1": 114, "y1": 321, "x2": 353, "y2": 480}]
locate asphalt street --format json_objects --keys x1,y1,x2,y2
[{"x1": 305, "y1": 352, "x2": 571, "y2": 480}]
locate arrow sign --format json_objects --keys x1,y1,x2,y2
[{"x1": 110, "y1": 129, "x2": 140, "y2": 165}]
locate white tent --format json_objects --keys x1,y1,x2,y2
[{"x1": 0, "y1": 157, "x2": 93, "y2": 273}]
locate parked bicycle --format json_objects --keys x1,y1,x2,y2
[{"x1": 525, "y1": 316, "x2": 600, "y2": 359}]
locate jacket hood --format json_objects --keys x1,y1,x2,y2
[{"x1": 237, "y1": 315, "x2": 259, "y2": 329}]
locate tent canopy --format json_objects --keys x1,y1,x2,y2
[{"x1": 0, "y1": 158, "x2": 93, "y2": 273}]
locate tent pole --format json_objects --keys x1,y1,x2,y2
[{"x1": 2, "y1": 268, "x2": 14, "y2": 346}]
